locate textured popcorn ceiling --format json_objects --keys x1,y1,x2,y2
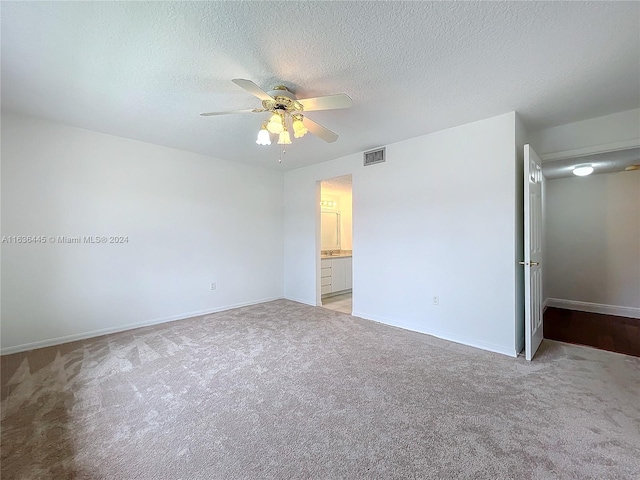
[{"x1": 1, "y1": 1, "x2": 639, "y2": 170}]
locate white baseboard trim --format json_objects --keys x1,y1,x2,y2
[
  {"x1": 1, "y1": 296, "x2": 284, "y2": 356},
  {"x1": 351, "y1": 310, "x2": 517, "y2": 358},
  {"x1": 546, "y1": 298, "x2": 640, "y2": 319},
  {"x1": 283, "y1": 296, "x2": 317, "y2": 307},
  {"x1": 542, "y1": 298, "x2": 549, "y2": 313}
]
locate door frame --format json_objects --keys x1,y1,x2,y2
[
  {"x1": 540, "y1": 139, "x2": 640, "y2": 163},
  {"x1": 315, "y1": 174, "x2": 354, "y2": 307}
]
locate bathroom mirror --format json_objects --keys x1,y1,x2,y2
[{"x1": 321, "y1": 211, "x2": 341, "y2": 250}]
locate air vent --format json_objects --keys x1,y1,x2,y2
[{"x1": 363, "y1": 147, "x2": 385, "y2": 166}]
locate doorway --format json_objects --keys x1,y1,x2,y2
[
  {"x1": 318, "y1": 175, "x2": 353, "y2": 314},
  {"x1": 540, "y1": 147, "x2": 640, "y2": 357}
]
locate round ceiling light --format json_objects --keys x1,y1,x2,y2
[{"x1": 573, "y1": 164, "x2": 594, "y2": 177}]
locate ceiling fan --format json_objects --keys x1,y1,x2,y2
[{"x1": 200, "y1": 79, "x2": 352, "y2": 145}]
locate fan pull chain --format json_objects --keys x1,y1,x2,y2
[{"x1": 279, "y1": 144, "x2": 286, "y2": 163}]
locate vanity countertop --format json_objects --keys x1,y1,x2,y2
[{"x1": 321, "y1": 253, "x2": 352, "y2": 259}]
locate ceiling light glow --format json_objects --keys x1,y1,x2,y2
[
  {"x1": 292, "y1": 114, "x2": 308, "y2": 138},
  {"x1": 267, "y1": 114, "x2": 283, "y2": 134},
  {"x1": 573, "y1": 165, "x2": 594, "y2": 177},
  {"x1": 277, "y1": 128, "x2": 291, "y2": 145},
  {"x1": 256, "y1": 123, "x2": 271, "y2": 145}
]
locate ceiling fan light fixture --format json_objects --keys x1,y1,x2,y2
[
  {"x1": 256, "y1": 123, "x2": 271, "y2": 146},
  {"x1": 277, "y1": 128, "x2": 292, "y2": 145},
  {"x1": 267, "y1": 113, "x2": 283, "y2": 134},
  {"x1": 202, "y1": 79, "x2": 351, "y2": 160},
  {"x1": 292, "y1": 114, "x2": 308, "y2": 138},
  {"x1": 573, "y1": 164, "x2": 594, "y2": 177}
]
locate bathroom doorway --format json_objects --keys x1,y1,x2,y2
[{"x1": 319, "y1": 174, "x2": 352, "y2": 314}]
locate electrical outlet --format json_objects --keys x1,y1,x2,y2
[
  {"x1": 432, "y1": 295, "x2": 439, "y2": 306},
  {"x1": 210, "y1": 282, "x2": 216, "y2": 291}
]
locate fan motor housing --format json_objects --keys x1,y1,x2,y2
[{"x1": 263, "y1": 86, "x2": 303, "y2": 113}]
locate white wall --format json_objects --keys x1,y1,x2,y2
[
  {"x1": 284, "y1": 112, "x2": 520, "y2": 356},
  {"x1": 545, "y1": 171, "x2": 640, "y2": 316},
  {"x1": 1, "y1": 112, "x2": 284, "y2": 353},
  {"x1": 529, "y1": 108, "x2": 640, "y2": 155}
]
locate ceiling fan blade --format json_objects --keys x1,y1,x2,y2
[
  {"x1": 298, "y1": 94, "x2": 352, "y2": 112},
  {"x1": 303, "y1": 117, "x2": 339, "y2": 143},
  {"x1": 232, "y1": 79, "x2": 274, "y2": 101},
  {"x1": 200, "y1": 108, "x2": 264, "y2": 116}
]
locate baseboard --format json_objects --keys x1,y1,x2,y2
[
  {"x1": 1, "y1": 296, "x2": 283, "y2": 356},
  {"x1": 283, "y1": 296, "x2": 317, "y2": 307},
  {"x1": 351, "y1": 310, "x2": 517, "y2": 358},
  {"x1": 542, "y1": 298, "x2": 549, "y2": 313},
  {"x1": 546, "y1": 298, "x2": 640, "y2": 319}
]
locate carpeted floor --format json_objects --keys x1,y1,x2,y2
[{"x1": 2, "y1": 299, "x2": 639, "y2": 479}]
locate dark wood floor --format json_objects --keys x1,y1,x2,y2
[{"x1": 544, "y1": 307, "x2": 640, "y2": 357}]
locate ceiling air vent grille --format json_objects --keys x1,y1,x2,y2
[{"x1": 363, "y1": 147, "x2": 385, "y2": 166}]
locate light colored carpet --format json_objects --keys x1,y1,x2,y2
[{"x1": 2, "y1": 299, "x2": 639, "y2": 479}]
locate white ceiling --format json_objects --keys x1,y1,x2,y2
[
  {"x1": 2, "y1": 2, "x2": 639, "y2": 171},
  {"x1": 543, "y1": 147, "x2": 640, "y2": 179}
]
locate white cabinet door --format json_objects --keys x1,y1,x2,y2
[
  {"x1": 345, "y1": 257, "x2": 352, "y2": 289},
  {"x1": 331, "y1": 258, "x2": 347, "y2": 292}
]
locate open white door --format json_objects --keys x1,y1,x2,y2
[{"x1": 523, "y1": 145, "x2": 544, "y2": 361}]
